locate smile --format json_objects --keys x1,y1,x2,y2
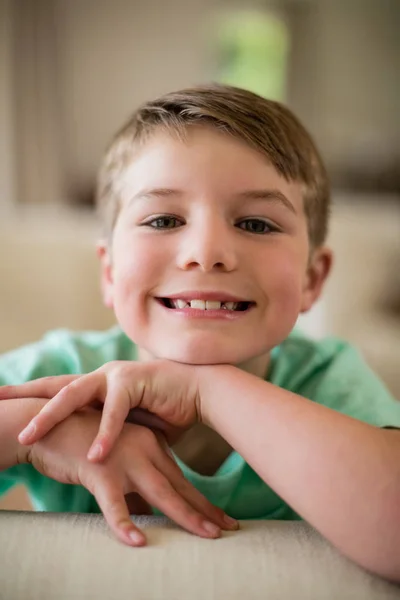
[{"x1": 157, "y1": 298, "x2": 254, "y2": 312}]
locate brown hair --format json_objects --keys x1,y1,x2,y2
[{"x1": 96, "y1": 84, "x2": 330, "y2": 247}]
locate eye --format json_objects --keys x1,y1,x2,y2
[
  {"x1": 144, "y1": 215, "x2": 184, "y2": 230},
  {"x1": 236, "y1": 218, "x2": 279, "y2": 235}
]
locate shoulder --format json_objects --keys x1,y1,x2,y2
[
  {"x1": 270, "y1": 329, "x2": 351, "y2": 390},
  {"x1": 0, "y1": 326, "x2": 137, "y2": 384}
]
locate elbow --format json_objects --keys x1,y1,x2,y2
[
  {"x1": 360, "y1": 556, "x2": 400, "y2": 585},
  {"x1": 348, "y1": 504, "x2": 400, "y2": 584}
]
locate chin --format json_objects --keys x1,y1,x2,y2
[
  {"x1": 166, "y1": 350, "x2": 238, "y2": 365},
  {"x1": 154, "y1": 336, "x2": 254, "y2": 366}
]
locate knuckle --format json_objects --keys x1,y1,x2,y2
[
  {"x1": 55, "y1": 385, "x2": 73, "y2": 400},
  {"x1": 139, "y1": 474, "x2": 171, "y2": 503},
  {"x1": 172, "y1": 478, "x2": 193, "y2": 497},
  {"x1": 104, "y1": 402, "x2": 123, "y2": 420},
  {"x1": 106, "y1": 499, "x2": 123, "y2": 517},
  {"x1": 104, "y1": 499, "x2": 131, "y2": 527},
  {"x1": 78, "y1": 466, "x2": 96, "y2": 494},
  {"x1": 119, "y1": 361, "x2": 135, "y2": 375},
  {"x1": 107, "y1": 360, "x2": 126, "y2": 373},
  {"x1": 154, "y1": 484, "x2": 173, "y2": 503}
]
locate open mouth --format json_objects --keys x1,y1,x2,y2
[{"x1": 158, "y1": 298, "x2": 254, "y2": 312}]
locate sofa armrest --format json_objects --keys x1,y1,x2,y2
[{"x1": 0, "y1": 511, "x2": 398, "y2": 599}]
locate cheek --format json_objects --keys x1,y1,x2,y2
[
  {"x1": 262, "y1": 247, "x2": 306, "y2": 311},
  {"x1": 112, "y1": 237, "x2": 168, "y2": 302}
]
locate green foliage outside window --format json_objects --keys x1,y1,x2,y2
[{"x1": 216, "y1": 11, "x2": 289, "y2": 101}]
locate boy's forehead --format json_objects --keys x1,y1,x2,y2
[
  {"x1": 120, "y1": 125, "x2": 272, "y2": 177},
  {"x1": 117, "y1": 127, "x2": 305, "y2": 212}
]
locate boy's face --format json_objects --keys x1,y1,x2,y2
[{"x1": 98, "y1": 126, "x2": 331, "y2": 375}]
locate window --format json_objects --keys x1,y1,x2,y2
[{"x1": 215, "y1": 10, "x2": 289, "y2": 101}]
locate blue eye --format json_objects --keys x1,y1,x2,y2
[
  {"x1": 237, "y1": 219, "x2": 278, "y2": 234},
  {"x1": 145, "y1": 216, "x2": 183, "y2": 229}
]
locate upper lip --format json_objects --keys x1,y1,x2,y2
[{"x1": 158, "y1": 291, "x2": 252, "y2": 302}]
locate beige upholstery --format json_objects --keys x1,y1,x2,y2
[{"x1": 0, "y1": 512, "x2": 398, "y2": 599}]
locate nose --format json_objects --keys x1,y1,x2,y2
[{"x1": 176, "y1": 217, "x2": 237, "y2": 273}]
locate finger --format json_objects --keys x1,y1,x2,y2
[
  {"x1": 94, "y1": 479, "x2": 147, "y2": 547},
  {"x1": 0, "y1": 375, "x2": 80, "y2": 401},
  {"x1": 126, "y1": 408, "x2": 170, "y2": 430},
  {"x1": 87, "y1": 382, "x2": 132, "y2": 462},
  {"x1": 18, "y1": 373, "x2": 104, "y2": 445},
  {"x1": 126, "y1": 408, "x2": 185, "y2": 445},
  {"x1": 135, "y1": 467, "x2": 222, "y2": 540},
  {"x1": 155, "y1": 450, "x2": 239, "y2": 532}
]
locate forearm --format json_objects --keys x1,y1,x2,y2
[
  {"x1": 0, "y1": 398, "x2": 46, "y2": 470},
  {"x1": 200, "y1": 365, "x2": 400, "y2": 581}
]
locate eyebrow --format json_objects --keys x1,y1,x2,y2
[
  {"x1": 130, "y1": 188, "x2": 183, "y2": 203},
  {"x1": 131, "y1": 187, "x2": 296, "y2": 214},
  {"x1": 234, "y1": 189, "x2": 297, "y2": 214}
]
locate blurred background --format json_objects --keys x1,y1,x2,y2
[{"x1": 0, "y1": 0, "x2": 399, "y2": 507}]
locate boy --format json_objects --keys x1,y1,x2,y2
[{"x1": 1, "y1": 85, "x2": 400, "y2": 581}]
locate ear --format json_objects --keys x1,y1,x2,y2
[
  {"x1": 96, "y1": 240, "x2": 114, "y2": 309},
  {"x1": 300, "y1": 246, "x2": 333, "y2": 313}
]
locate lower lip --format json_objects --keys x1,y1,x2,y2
[{"x1": 156, "y1": 300, "x2": 254, "y2": 320}]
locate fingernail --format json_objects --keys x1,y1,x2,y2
[
  {"x1": 223, "y1": 515, "x2": 239, "y2": 530},
  {"x1": 202, "y1": 521, "x2": 221, "y2": 537},
  {"x1": 129, "y1": 530, "x2": 146, "y2": 546},
  {"x1": 87, "y1": 444, "x2": 102, "y2": 461},
  {"x1": 19, "y1": 421, "x2": 36, "y2": 443}
]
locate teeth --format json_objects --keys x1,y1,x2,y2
[
  {"x1": 175, "y1": 299, "x2": 189, "y2": 309},
  {"x1": 170, "y1": 299, "x2": 239, "y2": 311},
  {"x1": 206, "y1": 300, "x2": 222, "y2": 310},
  {"x1": 190, "y1": 299, "x2": 206, "y2": 310},
  {"x1": 224, "y1": 302, "x2": 236, "y2": 311}
]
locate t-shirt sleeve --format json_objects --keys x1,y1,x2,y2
[
  {"x1": 0, "y1": 327, "x2": 134, "y2": 500},
  {"x1": 0, "y1": 336, "x2": 77, "y2": 497},
  {"x1": 272, "y1": 334, "x2": 400, "y2": 429}
]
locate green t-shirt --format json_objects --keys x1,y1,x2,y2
[{"x1": 1, "y1": 327, "x2": 399, "y2": 520}]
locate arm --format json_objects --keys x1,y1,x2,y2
[
  {"x1": 200, "y1": 365, "x2": 400, "y2": 582},
  {"x1": 0, "y1": 398, "x2": 46, "y2": 470},
  {"x1": 5, "y1": 360, "x2": 398, "y2": 576},
  {"x1": 0, "y1": 396, "x2": 236, "y2": 545}
]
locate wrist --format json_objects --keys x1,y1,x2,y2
[
  {"x1": 196, "y1": 364, "x2": 238, "y2": 427},
  {"x1": 0, "y1": 397, "x2": 47, "y2": 469},
  {"x1": 17, "y1": 398, "x2": 48, "y2": 465}
]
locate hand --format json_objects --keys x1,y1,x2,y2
[
  {"x1": 0, "y1": 361, "x2": 202, "y2": 462},
  {"x1": 27, "y1": 408, "x2": 238, "y2": 546}
]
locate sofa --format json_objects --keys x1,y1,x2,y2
[{"x1": 0, "y1": 512, "x2": 399, "y2": 599}]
